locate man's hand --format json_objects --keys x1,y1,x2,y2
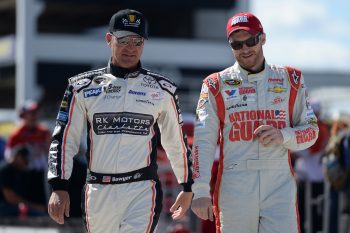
[
  {"x1": 191, "y1": 197, "x2": 213, "y2": 221},
  {"x1": 254, "y1": 125, "x2": 283, "y2": 147},
  {"x1": 170, "y1": 191, "x2": 193, "y2": 220},
  {"x1": 48, "y1": 190, "x2": 70, "y2": 224}
]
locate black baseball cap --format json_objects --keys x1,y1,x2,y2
[{"x1": 109, "y1": 9, "x2": 148, "y2": 39}]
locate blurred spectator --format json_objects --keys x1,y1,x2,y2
[
  {"x1": 0, "y1": 136, "x2": 5, "y2": 162},
  {"x1": 292, "y1": 100, "x2": 330, "y2": 233},
  {"x1": 0, "y1": 145, "x2": 46, "y2": 217},
  {"x1": 5, "y1": 100, "x2": 51, "y2": 171},
  {"x1": 2, "y1": 100, "x2": 50, "y2": 219},
  {"x1": 323, "y1": 116, "x2": 350, "y2": 233}
]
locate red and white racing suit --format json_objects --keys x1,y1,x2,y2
[
  {"x1": 47, "y1": 61, "x2": 193, "y2": 233},
  {"x1": 192, "y1": 62, "x2": 319, "y2": 233}
]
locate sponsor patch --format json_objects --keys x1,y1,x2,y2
[
  {"x1": 295, "y1": 128, "x2": 317, "y2": 144},
  {"x1": 128, "y1": 90, "x2": 146, "y2": 96},
  {"x1": 192, "y1": 145, "x2": 200, "y2": 179},
  {"x1": 104, "y1": 95, "x2": 121, "y2": 100},
  {"x1": 268, "y1": 78, "x2": 284, "y2": 84},
  {"x1": 150, "y1": 91, "x2": 164, "y2": 100},
  {"x1": 93, "y1": 112, "x2": 154, "y2": 136},
  {"x1": 136, "y1": 99, "x2": 155, "y2": 106},
  {"x1": 271, "y1": 96, "x2": 286, "y2": 105},
  {"x1": 226, "y1": 103, "x2": 248, "y2": 111},
  {"x1": 239, "y1": 87, "x2": 256, "y2": 95},
  {"x1": 84, "y1": 87, "x2": 102, "y2": 98},
  {"x1": 103, "y1": 84, "x2": 121, "y2": 94},
  {"x1": 268, "y1": 86, "x2": 287, "y2": 93},
  {"x1": 224, "y1": 89, "x2": 239, "y2": 100},
  {"x1": 197, "y1": 98, "x2": 208, "y2": 110},
  {"x1": 197, "y1": 109, "x2": 208, "y2": 121},
  {"x1": 207, "y1": 77, "x2": 216, "y2": 89},
  {"x1": 142, "y1": 76, "x2": 159, "y2": 89},
  {"x1": 72, "y1": 78, "x2": 91, "y2": 89},
  {"x1": 224, "y1": 79, "x2": 242, "y2": 87},
  {"x1": 60, "y1": 101, "x2": 68, "y2": 111},
  {"x1": 158, "y1": 80, "x2": 176, "y2": 94},
  {"x1": 57, "y1": 111, "x2": 68, "y2": 122},
  {"x1": 292, "y1": 70, "x2": 300, "y2": 85},
  {"x1": 242, "y1": 94, "x2": 256, "y2": 102}
]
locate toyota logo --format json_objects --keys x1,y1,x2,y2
[{"x1": 143, "y1": 76, "x2": 156, "y2": 85}]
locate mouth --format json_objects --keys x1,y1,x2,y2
[{"x1": 241, "y1": 52, "x2": 254, "y2": 59}]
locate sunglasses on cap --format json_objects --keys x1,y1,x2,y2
[
  {"x1": 229, "y1": 33, "x2": 262, "y2": 50},
  {"x1": 110, "y1": 34, "x2": 144, "y2": 47}
]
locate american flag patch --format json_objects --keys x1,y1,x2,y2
[
  {"x1": 102, "y1": 176, "x2": 111, "y2": 183},
  {"x1": 275, "y1": 110, "x2": 286, "y2": 120}
]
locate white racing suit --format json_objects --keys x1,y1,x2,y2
[
  {"x1": 47, "y1": 61, "x2": 193, "y2": 233},
  {"x1": 192, "y1": 62, "x2": 319, "y2": 233}
]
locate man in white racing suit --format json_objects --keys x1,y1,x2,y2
[
  {"x1": 47, "y1": 9, "x2": 193, "y2": 233},
  {"x1": 191, "y1": 12, "x2": 319, "y2": 233}
]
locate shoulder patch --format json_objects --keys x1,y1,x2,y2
[
  {"x1": 147, "y1": 70, "x2": 177, "y2": 95},
  {"x1": 204, "y1": 73, "x2": 220, "y2": 97},
  {"x1": 285, "y1": 66, "x2": 302, "y2": 90},
  {"x1": 68, "y1": 68, "x2": 107, "y2": 91}
]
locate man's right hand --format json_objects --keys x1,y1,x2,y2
[
  {"x1": 191, "y1": 197, "x2": 213, "y2": 221},
  {"x1": 48, "y1": 190, "x2": 70, "y2": 224}
]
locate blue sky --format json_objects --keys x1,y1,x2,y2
[{"x1": 252, "y1": 0, "x2": 350, "y2": 72}]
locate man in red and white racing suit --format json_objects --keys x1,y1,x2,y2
[
  {"x1": 47, "y1": 9, "x2": 193, "y2": 233},
  {"x1": 191, "y1": 12, "x2": 319, "y2": 233}
]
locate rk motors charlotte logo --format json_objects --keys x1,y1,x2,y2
[{"x1": 93, "y1": 112, "x2": 154, "y2": 136}]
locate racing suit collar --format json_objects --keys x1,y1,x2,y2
[
  {"x1": 234, "y1": 61, "x2": 267, "y2": 83},
  {"x1": 108, "y1": 59, "x2": 142, "y2": 79}
]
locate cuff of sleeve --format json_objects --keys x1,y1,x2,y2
[
  {"x1": 48, "y1": 178, "x2": 69, "y2": 191},
  {"x1": 280, "y1": 127, "x2": 293, "y2": 144},
  {"x1": 192, "y1": 183, "x2": 211, "y2": 199},
  {"x1": 181, "y1": 183, "x2": 192, "y2": 192}
]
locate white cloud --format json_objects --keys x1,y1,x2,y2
[
  {"x1": 251, "y1": 0, "x2": 350, "y2": 71},
  {"x1": 264, "y1": 37, "x2": 350, "y2": 72}
]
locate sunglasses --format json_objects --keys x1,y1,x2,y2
[
  {"x1": 229, "y1": 33, "x2": 262, "y2": 50},
  {"x1": 111, "y1": 34, "x2": 144, "y2": 47}
]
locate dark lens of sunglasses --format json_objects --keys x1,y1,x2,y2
[{"x1": 230, "y1": 34, "x2": 260, "y2": 50}]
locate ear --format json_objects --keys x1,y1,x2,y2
[
  {"x1": 261, "y1": 33, "x2": 266, "y2": 45},
  {"x1": 105, "y1": 33, "x2": 112, "y2": 47}
]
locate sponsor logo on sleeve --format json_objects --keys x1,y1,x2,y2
[
  {"x1": 57, "y1": 111, "x2": 68, "y2": 122},
  {"x1": 84, "y1": 87, "x2": 102, "y2": 98},
  {"x1": 295, "y1": 128, "x2": 317, "y2": 144}
]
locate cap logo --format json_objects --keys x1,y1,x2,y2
[
  {"x1": 231, "y1": 16, "x2": 248, "y2": 26},
  {"x1": 122, "y1": 14, "x2": 141, "y2": 28},
  {"x1": 128, "y1": 14, "x2": 136, "y2": 23}
]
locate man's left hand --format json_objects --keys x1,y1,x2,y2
[
  {"x1": 170, "y1": 191, "x2": 193, "y2": 220},
  {"x1": 254, "y1": 125, "x2": 283, "y2": 147}
]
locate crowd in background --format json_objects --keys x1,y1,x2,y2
[{"x1": 0, "y1": 100, "x2": 349, "y2": 233}]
